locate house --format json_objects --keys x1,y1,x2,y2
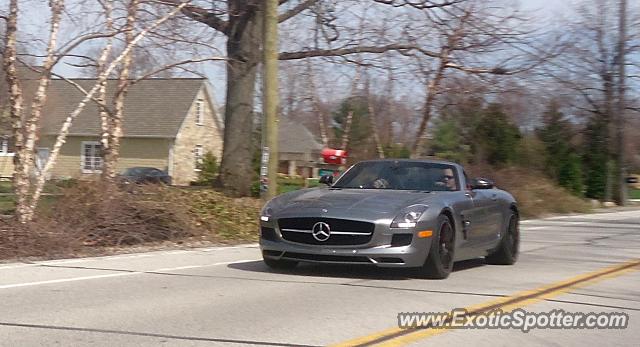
[
  {"x1": 0, "y1": 78, "x2": 223, "y2": 185},
  {"x1": 278, "y1": 120, "x2": 324, "y2": 178}
]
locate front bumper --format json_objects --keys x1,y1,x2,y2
[{"x1": 259, "y1": 217, "x2": 436, "y2": 268}]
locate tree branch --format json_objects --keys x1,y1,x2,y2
[
  {"x1": 155, "y1": 0, "x2": 229, "y2": 34},
  {"x1": 372, "y1": 0, "x2": 466, "y2": 9},
  {"x1": 279, "y1": 0, "x2": 319, "y2": 23},
  {"x1": 130, "y1": 56, "x2": 227, "y2": 85},
  {"x1": 279, "y1": 44, "x2": 439, "y2": 60}
]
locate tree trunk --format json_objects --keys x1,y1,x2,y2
[
  {"x1": 2, "y1": 0, "x2": 29, "y2": 223},
  {"x1": 307, "y1": 63, "x2": 328, "y2": 147},
  {"x1": 217, "y1": 3, "x2": 262, "y2": 196},
  {"x1": 411, "y1": 59, "x2": 447, "y2": 158},
  {"x1": 614, "y1": 0, "x2": 627, "y2": 205},
  {"x1": 103, "y1": 0, "x2": 138, "y2": 181},
  {"x1": 341, "y1": 111, "x2": 354, "y2": 151},
  {"x1": 367, "y1": 103, "x2": 385, "y2": 159}
]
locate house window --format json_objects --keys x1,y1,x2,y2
[
  {"x1": 36, "y1": 148, "x2": 50, "y2": 172},
  {"x1": 194, "y1": 145, "x2": 204, "y2": 171},
  {"x1": 0, "y1": 138, "x2": 13, "y2": 156},
  {"x1": 81, "y1": 141, "x2": 103, "y2": 173},
  {"x1": 195, "y1": 99, "x2": 204, "y2": 125}
]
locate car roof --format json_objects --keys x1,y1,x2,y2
[
  {"x1": 128, "y1": 167, "x2": 161, "y2": 170},
  {"x1": 355, "y1": 158, "x2": 462, "y2": 168}
]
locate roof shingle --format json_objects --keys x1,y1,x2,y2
[{"x1": 36, "y1": 78, "x2": 206, "y2": 138}]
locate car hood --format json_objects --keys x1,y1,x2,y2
[{"x1": 271, "y1": 188, "x2": 439, "y2": 218}]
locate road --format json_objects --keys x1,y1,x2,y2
[{"x1": 1, "y1": 210, "x2": 639, "y2": 346}]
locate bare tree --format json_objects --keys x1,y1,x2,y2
[
  {"x1": 2, "y1": 0, "x2": 191, "y2": 222},
  {"x1": 2, "y1": 0, "x2": 64, "y2": 222},
  {"x1": 364, "y1": 69, "x2": 385, "y2": 158},
  {"x1": 159, "y1": 0, "x2": 481, "y2": 196},
  {"x1": 546, "y1": 0, "x2": 640, "y2": 202},
  {"x1": 406, "y1": 2, "x2": 544, "y2": 156}
]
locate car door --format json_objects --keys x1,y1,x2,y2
[
  {"x1": 454, "y1": 171, "x2": 490, "y2": 256},
  {"x1": 471, "y1": 189, "x2": 500, "y2": 245},
  {"x1": 483, "y1": 188, "x2": 506, "y2": 244}
]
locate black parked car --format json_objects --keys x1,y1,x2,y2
[{"x1": 120, "y1": 167, "x2": 172, "y2": 185}]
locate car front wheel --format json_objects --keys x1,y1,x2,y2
[{"x1": 420, "y1": 214, "x2": 455, "y2": 279}]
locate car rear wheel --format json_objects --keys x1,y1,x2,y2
[
  {"x1": 263, "y1": 257, "x2": 298, "y2": 270},
  {"x1": 420, "y1": 215, "x2": 455, "y2": 279},
  {"x1": 485, "y1": 211, "x2": 519, "y2": 265}
]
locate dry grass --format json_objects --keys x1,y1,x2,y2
[
  {"x1": 467, "y1": 164, "x2": 592, "y2": 218},
  {"x1": 0, "y1": 182, "x2": 263, "y2": 261},
  {"x1": 166, "y1": 188, "x2": 262, "y2": 243},
  {"x1": 0, "y1": 182, "x2": 201, "y2": 260}
]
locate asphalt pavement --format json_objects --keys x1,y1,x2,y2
[{"x1": 0, "y1": 209, "x2": 639, "y2": 346}]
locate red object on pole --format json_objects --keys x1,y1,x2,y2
[{"x1": 321, "y1": 148, "x2": 348, "y2": 165}]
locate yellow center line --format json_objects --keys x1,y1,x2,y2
[{"x1": 331, "y1": 259, "x2": 640, "y2": 347}]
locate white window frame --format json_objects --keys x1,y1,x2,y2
[
  {"x1": 81, "y1": 141, "x2": 103, "y2": 174},
  {"x1": 36, "y1": 147, "x2": 50, "y2": 171},
  {"x1": 0, "y1": 138, "x2": 13, "y2": 157},
  {"x1": 195, "y1": 99, "x2": 204, "y2": 126},
  {"x1": 194, "y1": 145, "x2": 204, "y2": 171}
]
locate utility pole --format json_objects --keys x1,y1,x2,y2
[
  {"x1": 615, "y1": 0, "x2": 628, "y2": 205},
  {"x1": 261, "y1": 0, "x2": 280, "y2": 201}
]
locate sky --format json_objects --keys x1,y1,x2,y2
[{"x1": 17, "y1": 0, "x2": 571, "y2": 106}]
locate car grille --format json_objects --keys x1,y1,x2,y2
[
  {"x1": 261, "y1": 227, "x2": 278, "y2": 241},
  {"x1": 277, "y1": 218, "x2": 374, "y2": 246}
]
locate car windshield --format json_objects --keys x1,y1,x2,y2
[{"x1": 332, "y1": 161, "x2": 460, "y2": 191}]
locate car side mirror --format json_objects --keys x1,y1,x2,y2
[
  {"x1": 470, "y1": 177, "x2": 494, "y2": 190},
  {"x1": 319, "y1": 175, "x2": 334, "y2": 186}
]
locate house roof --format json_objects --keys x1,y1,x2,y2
[
  {"x1": 33, "y1": 78, "x2": 208, "y2": 138},
  {"x1": 278, "y1": 120, "x2": 324, "y2": 154}
]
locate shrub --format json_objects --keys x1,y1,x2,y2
[
  {"x1": 167, "y1": 188, "x2": 262, "y2": 242},
  {"x1": 431, "y1": 119, "x2": 471, "y2": 163},
  {"x1": 193, "y1": 152, "x2": 219, "y2": 186},
  {"x1": 0, "y1": 182, "x2": 203, "y2": 260},
  {"x1": 467, "y1": 165, "x2": 591, "y2": 218}
]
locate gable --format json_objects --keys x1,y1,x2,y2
[{"x1": 36, "y1": 78, "x2": 207, "y2": 138}]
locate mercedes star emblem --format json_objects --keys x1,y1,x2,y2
[{"x1": 312, "y1": 222, "x2": 331, "y2": 242}]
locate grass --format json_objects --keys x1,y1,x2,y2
[
  {"x1": 630, "y1": 188, "x2": 640, "y2": 200},
  {"x1": 277, "y1": 176, "x2": 320, "y2": 194},
  {"x1": 0, "y1": 181, "x2": 12, "y2": 194},
  {"x1": 0, "y1": 179, "x2": 77, "y2": 214}
]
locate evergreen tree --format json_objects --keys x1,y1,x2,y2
[
  {"x1": 537, "y1": 102, "x2": 583, "y2": 196},
  {"x1": 332, "y1": 96, "x2": 375, "y2": 161},
  {"x1": 583, "y1": 116, "x2": 609, "y2": 199},
  {"x1": 473, "y1": 103, "x2": 521, "y2": 166},
  {"x1": 431, "y1": 118, "x2": 470, "y2": 163}
]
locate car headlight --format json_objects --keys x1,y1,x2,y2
[
  {"x1": 260, "y1": 204, "x2": 274, "y2": 222},
  {"x1": 391, "y1": 205, "x2": 428, "y2": 228}
]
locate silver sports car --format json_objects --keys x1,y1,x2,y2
[{"x1": 259, "y1": 159, "x2": 519, "y2": 279}]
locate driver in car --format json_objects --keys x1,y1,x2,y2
[{"x1": 440, "y1": 168, "x2": 457, "y2": 191}]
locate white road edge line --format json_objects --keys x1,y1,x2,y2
[
  {"x1": 0, "y1": 243, "x2": 260, "y2": 271},
  {"x1": 0, "y1": 259, "x2": 260, "y2": 290}
]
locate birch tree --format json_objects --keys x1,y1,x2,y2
[{"x1": 2, "y1": 0, "x2": 191, "y2": 222}]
